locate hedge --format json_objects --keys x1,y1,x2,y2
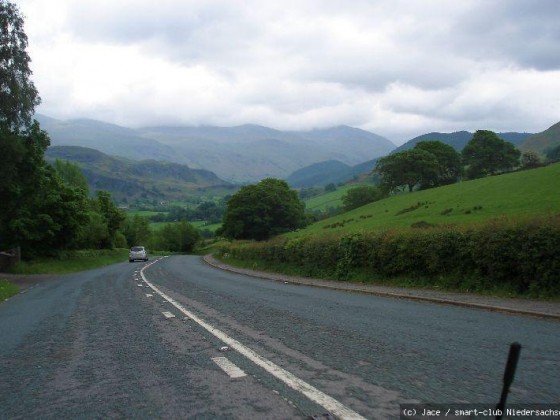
[{"x1": 217, "y1": 216, "x2": 560, "y2": 297}]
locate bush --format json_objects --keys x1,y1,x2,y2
[{"x1": 217, "y1": 216, "x2": 560, "y2": 297}]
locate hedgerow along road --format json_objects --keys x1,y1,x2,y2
[{"x1": 1, "y1": 255, "x2": 558, "y2": 418}]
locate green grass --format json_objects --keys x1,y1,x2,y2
[
  {"x1": 0, "y1": 280, "x2": 19, "y2": 301},
  {"x1": 304, "y1": 184, "x2": 368, "y2": 212},
  {"x1": 10, "y1": 249, "x2": 129, "y2": 275},
  {"x1": 292, "y1": 163, "x2": 560, "y2": 238},
  {"x1": 127, "y1": 210, "x2": 167, "y2": 218}
]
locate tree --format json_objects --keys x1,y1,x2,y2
[
  {"x1": 462, "y1": 130, "x2": 520, "y2": 179},
  {"x1": 546, "y1": 144, "x2": 560, "y2": 162},
  {"x1": 324, "y1": 183, "x2": 337, "y2": 193},
  {"x1": 1, "y1": 0, "x2": 40, "y2": 132},
  {"x1": 94, "y1": 191, "x2": 126, "y2": 248},
  {"x1": 520, "y1": 151, "x2": 542, "y2": 169},
  {"x1": 376, "y1": 149, "x2": 439, "y2": 193},
  {"x1": 153, "y1": 221, "x2": 199, "y2": 252},
  {"x1": 414, "y1": 141, "x2": 462, "y2": 188},
  {"x1": 219, "y1": 178, "x2": 306, "y2": 240},
  {"x1": 54, "y1": 159, "x2": 89, "y2": 193},
  {"x1": 342, "y1": 186, "x2": 384, "y2": 211}
]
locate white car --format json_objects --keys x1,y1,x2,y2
[{"x1": 129, "y1": 246, "x2": 148, "y2": 262}]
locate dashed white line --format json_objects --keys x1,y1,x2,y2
[
  {"x1": 141, "y1": 258, "x2": 365, "y2": 420},
  {"x1": 146, "y1": 293, "x2": 153, "y2": 298},
  {"x1": 162, "y1": 311, "x2": 175, "y2": 319},
  {"x1": 212, "y1": 356, "x2": 247, "y2": 379}
]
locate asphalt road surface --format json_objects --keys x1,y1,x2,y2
[{"x1": 1, "y1": 255, "x2": 559, "y2": 419}]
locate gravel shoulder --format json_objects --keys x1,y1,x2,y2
[{"x1": 203, "y1": 255, "x2": 560, "y2": 320}]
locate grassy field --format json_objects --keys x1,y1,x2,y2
[
  {"x1": 127, "y1": 210, "x2": 168, "y2": 218},
  {"x1": 293, "y1": 163, "x2": 559, "y2": 238},
  {"x1": 10, "y1": 249, "x2": 129, "y2": 275},
  {"x1": 304, "y1": 183, "x2": 369, "y2": 212},
  {"x1": 0, "y1": 280, "x2": 19, "y2": 301}
]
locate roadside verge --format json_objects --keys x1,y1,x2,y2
[{"x1": 203, "y1": 254, "x2": 560, "y2": 320}]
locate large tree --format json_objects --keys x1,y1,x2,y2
[
  {"x1": 414, "y1": 140, "x2": 462, "y2": 188},
  {"x1": 376, "y1": 149, "x2": 439, "y2": 193},
  {"x1": 1, "y1": 0, "x2": 40, "y2": 132},
  {"x1": 219, "y1": 178, "x2": 306, "y2": 240},
  {"x1": 342, "y1": 186, "x2": 384, "y2": 211},
  {"x1": 462, "y1": 130, "x2": 520, "y2": 179}
]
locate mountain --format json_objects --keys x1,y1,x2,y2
[
  {"x1": 286, "y1": 157, "x2": 380, "y2": 188},
  {"x1": 36, "y1": 115, "x2": 180, "y2": 163},
  {"x1": 392, "y1": 131, "x2": 532, "y2": 154},
  {"x1": 45, "y1": 146, "x2": 233, "y2": 203},
  {"x1": 520, "y1": 121, "x2": 560, "y2": 154},
  {"x1": 36, "y1": 115, "x2": 396, "y2": 183},
  {"x1": 287, "y1": 160, "x2": 353, "y2": 188}
]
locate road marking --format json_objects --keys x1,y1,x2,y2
[
  {"x1": 141, "y1": 258, "x2": 365, "y2": 420},
  {"x1": 162, "y1": 311, "x2": 175, "y2": 319},
  {"x1": 212, "y1": 356, "x2": 247, "y2": 379},
  {"x1": 146, "y1": 294, "x2": 153, "y2": 297}
]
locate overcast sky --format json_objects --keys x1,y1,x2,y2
[{"x1": 16, "y1": 0, "x2": 560, "y2": 144}]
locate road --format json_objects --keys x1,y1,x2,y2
[{"x1": 1, "y1": 255, "x2": 559, "y2": 419}]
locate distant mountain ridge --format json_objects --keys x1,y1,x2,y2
[
  {"x1": 46, "y1": 145, "x2": 232, "y2": 203},
  {"x1": 37, "y1": 115, "x2": 395, "y2": 183}
]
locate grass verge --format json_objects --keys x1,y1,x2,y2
[
  {"x1": 0, "y1": 280, "x2": 19, "y2": 301},
  {"x1": 10, "y1": 249, "x2": 129, "y2": 275},
  {"x1": 214, "y1": 253, "x2": 558, "y2": 301}
]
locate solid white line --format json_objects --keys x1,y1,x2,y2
[
  {"x1": 212, "y1": 356, "x2": 247, "y2": 379},
  {"x1": 141, "y1": 258, "x2": 365, "y2": 420},
  {"x1": 162, "y1": 311, "x2": 175, "y2": 319}
]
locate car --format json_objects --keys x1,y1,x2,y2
[{"x1": 129, "y1": 246, "x2": 149, "y2": 262}]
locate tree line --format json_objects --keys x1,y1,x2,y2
[{"x1": 0, "y1": 1, "x2": 199, "y2": 258}]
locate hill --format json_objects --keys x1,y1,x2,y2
[
  {"x1": 289, "y1": 162, "x2": 560, "y2": 238},
  {"x1": 286, "y1": 157, "x2": 380, "y2": 187},
  {"x1": 37, "y1": 115, "x2": 395, "y2": 183},
  {"x1": 393, "y1": 131, "x2": 532, "y2": 153},
  {"x1": 520, "y1": 121, "x2": 560, "y2": 154},
  {"x1": 45, "y1": 146, "x2": 233, "y2": 204}
]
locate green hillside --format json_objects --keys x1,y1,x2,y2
[
  {"x1": 520, "y1": 121, "x2": 560, "y2": 154},
  {"x1": 304, "y1": 183, "x2": 369, "y2": 212},
  {"x1": 293, "y1": 163, "x2": 559, "y2": 238},
  {"x1": 46, "y1": 146, "x2": 235, "y2": 204}
]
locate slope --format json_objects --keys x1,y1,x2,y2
[
  {"x1": 46, "y1": 146, "x2": 233, "y2": 203},
  {"x1": 520, "y1": 121, "x2": 560, "y2": 154},
  {"x1": 289, "y1": 162, "x2": 560, "y2": 238}
]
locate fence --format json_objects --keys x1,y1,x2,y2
[{"x1": 0, "y1": 247, "x2": 20, "y2": 272}]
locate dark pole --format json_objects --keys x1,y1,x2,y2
[{"x1": 496, "y1": 342, "x2": 522, "y2": 420}]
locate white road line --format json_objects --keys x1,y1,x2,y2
[
  {"x1": 212, "y1": 356, "x2": 247, "y2": 379},
  {"x1": 141, "y1": 258, "x2": 365, "y2": 420},
  {"x1": 146, "y1": 294, "x2": 153, "y2": 297},
  {"x1": 162, "y1": 311, "x2": 176, "y2": 319}
]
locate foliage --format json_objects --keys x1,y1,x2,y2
[
  {"x1": 462, "y1": 130, "x2": 520, "y2": 179},
  {"x1": 414, "y1": 141, "x2": 462, "y2": 187},
  {"x1": 53, "y1": 159, "x2": 89, "y2": 192},
  {"x1": 9, "y1": 249, "x2": 129, "y2": 274},
  {"x1": 218, "y1": 216, "x2": 560, "y2": 297},
  {"x1": 123, "y1": 215, "x2": 151, "y2": 247},
  {"x1": 94, "y1": 191, "x2": 126, "y2": 248},
  {"x1": 376, "y1": 149, "x2": 439, "y2": 193},
  {"x1": 0, "y1": 279, "x2": 18, "y2": 301},
  {"x1": 341, "y1": 186, "x2": 384, "y2": 211},
  {"x1": 152, "y1": 221, "x2": 200, "y2": 252},
  {"x1": 546, "y1": 144, "x2": 560, "y2": 162},
  {"x1": 324, "y1": 183, "x2": 337, "y2": 192},
  {"x1": 0, "y1": 0, "x2": 40, "y2": 132},
  {"x1": 219, "y1": 178, "x2": 306, "y2": 240}
]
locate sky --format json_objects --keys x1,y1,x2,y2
[{"x1": 15, "y1": 0, "x2": 560, "y2": 144}]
